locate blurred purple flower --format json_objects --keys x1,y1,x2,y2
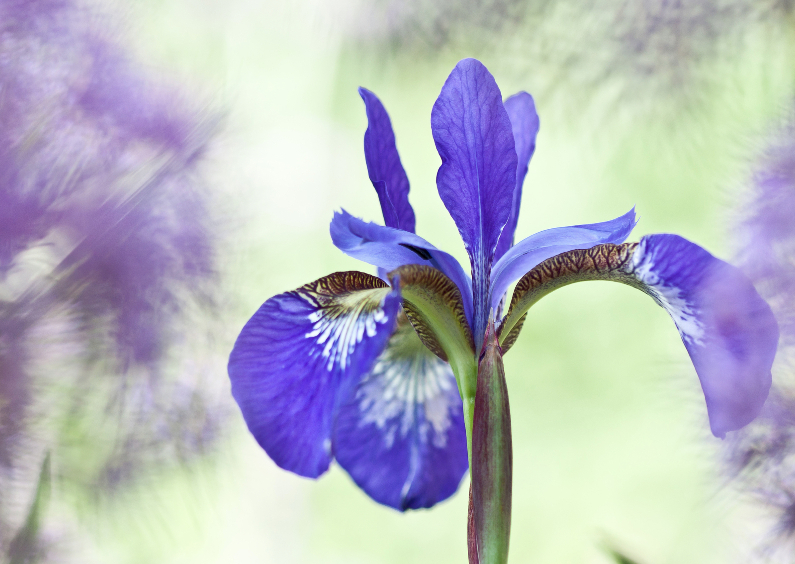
[
  {"x1": 0, "y1": 0, "x2": 226, "y2": 555},
  {"x1": 736, "y1": 119, "x2": 795, "y2": 346},
  {"x1": 0, "y1": 0, "x2": 217, "y2": 366},
  {"x1": 724, "y1": 104, "x2": 795, "y2": 557}
]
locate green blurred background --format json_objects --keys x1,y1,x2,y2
[{"x1": 85, "y1": 0, "x2": 794, "y2": 561}]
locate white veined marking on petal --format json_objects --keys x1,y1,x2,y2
[
  {"x1": 356, "y1": 333, "x2": 456, "y2": 450},
  {"x1": 632, "y1": 239, "x2": 706, "y2": 346},
  {"x1": 303, "y1": 288, "x2": 391, "y2": 371}
]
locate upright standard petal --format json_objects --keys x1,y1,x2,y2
[
  {"x1": 333, "y1": 312, "x2": 468, "y2": 511},
  {"x1": 431, "y1": 58, "x2": 517, "y2": 340},
  {"x1": 330, "y1": 209, "x2": 474, "y2": 325},
  {"x1": 359, "y1": 87, "x2": 416, "y2": 232},
  {"x1": 228, "y1": 272, "x2": 401, "y2": 478},
  {"x1": 628, "y1": 235, "x2": 779, "y2": 437},
  {"x1": 494, "y1": 92, "x2": 540, "y2": 262},
  {"x1": 489, "y1": 208, "x2": 637, "y2": 314}
]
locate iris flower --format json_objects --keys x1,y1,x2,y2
[{"x1": 228, "y1": 58, "x2": 778, "y2": 558}]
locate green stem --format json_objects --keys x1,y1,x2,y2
[
  {"x1": 448, "y1": 356, "x2": 478, "y2": 468},
  {"x1": 463, "y1": 396, "x2": 475, "y2": 468}
]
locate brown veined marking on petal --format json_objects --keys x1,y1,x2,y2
[
  {"x1": 295, "y1": 271, "x2": 393, "y2": 371},
  {"x1": 296, "y1": 271, "x2": 391, "y2": 326},
  {"x1": 402, "y1": 301, "x2": 449, "y2": 361},
  {"x1": 498, "y1": 313, "x2": 526, "y2": 355},
  {"x1": 295, "y1": 271, "x2": 388, "y2": 308},
  {"x1": 384, "y1": 306, "x2": 443, "y2": 361},
  {"x1": 388, "y1": 264, "x2": 474, "y2": 362},
  {"x1": 497, "y1": 243, "x2": 641, "y2": 353}
]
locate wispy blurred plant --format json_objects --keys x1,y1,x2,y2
[
  {"x1": 348, "y1": 0, "x2": 795, "y2": 110},
  {"x1": 349, "y1": 0, "x2": 533, "y2": 51},
  {"x1": 604, "y1": 0, "x2": 791, "y2": 96},
  {"x1": 724, "y1": 107, "x2": 795, "y2": 561},
  {"x1": 0, "y1": 0, "x2": 226, "y2": 559}
]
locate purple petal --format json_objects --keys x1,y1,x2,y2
[
  {"x1": 431, "y1": 58, "x2": 517, "y2": 339},
  {"x1": 494, "y1": 92, "x2": 540, "y2": 262},
  {"x1": 333, "y1": 315, "x2": 468, "y2": 510},
  {"x1": 490, "y1": 208, "x2": 637, "y2": 313},
  {"x1": 228, "y1": 272, "x2": 401, "y2": 478},
  {"x1": 330, "y1": 209, "x2": 474, "y2": 325},
  {"x1": 736, "y1": 124, "x2": 795, "y2": 346},
  {"x1": 629, "y1": 235, "x2": 779, "y2": 437},
  {"x1": 359, "y1": 88, "x2": 416, "y2": 232}
]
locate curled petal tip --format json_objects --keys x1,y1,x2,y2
[{"x1": 330, "y1": 211, "x2": 475, "y2": 325}]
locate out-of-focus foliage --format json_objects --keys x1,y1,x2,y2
[{"x1": 350, "y1": 0, "x2": 533, "y2": 50}]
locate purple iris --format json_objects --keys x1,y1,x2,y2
[{"x1": 228, "y1": 58, "x2": 779, "y2": 512}]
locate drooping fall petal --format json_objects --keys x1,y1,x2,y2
[
  {"x1": 499, "y1": 236, "x2": 779, "y2": 437},
  {"x1": 630, "y1": 235, "x2": 778, "y2": 437},
  {"x1": 228, "y1": 271, "x2": 401, "y2": 478},
  {"x1": 333, "y1": 312, "x2": 468, "y2": 511}
]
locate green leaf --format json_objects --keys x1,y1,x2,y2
[
  {"x1": 607, "y1": 548, "x2": 642, "y2": 564},
  {"x1": 7, "y1": 453, "x2": 51, "y2": 564}
]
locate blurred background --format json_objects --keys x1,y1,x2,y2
[{"x1": 2, "y1": 0, "x2": 795, "y2": 562}]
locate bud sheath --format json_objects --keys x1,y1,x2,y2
[{"x1": 471, "y1": 322, "x2": 512, "y2": 564}]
